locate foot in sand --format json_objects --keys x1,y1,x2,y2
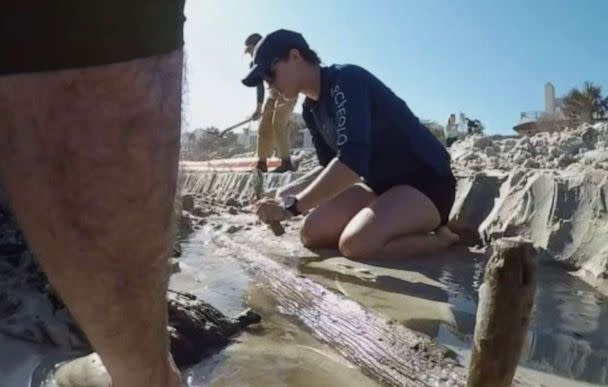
[{"x1": 436, "y1": 225, "x2": 461, "y2": 247}]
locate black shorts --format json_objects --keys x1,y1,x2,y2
[
  {"x1": 368, "y1": 168, "x2": 456, "y2": 225},
  {"x1": 0, "y1": 1, "x2": 185, "y2": 75}
]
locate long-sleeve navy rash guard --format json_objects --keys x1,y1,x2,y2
[{"x1": 302, "y1": 65, "x2": 451, "y2": 190}]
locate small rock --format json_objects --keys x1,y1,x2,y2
[
  {"x1": 463, "y1": 152, "x2": 480, "y2": 161},
  {"x1": 213, "y1": 224, "x2": 223, "y2": 231},
  {"x1": 512, "y1": 151, "x2": 527, "y2": 164},
  {"x1": 473, "y1": 136, "x2": 492, "y2": 149},
  {"x1": 226, "y1": 225, "x2": 243, "y2": 234},
  {"x1": 228, "y1": 207, "x2": 238, "y2": 215},
  {"x1": 178, "y1": 211, "x2": 193, "y2": 235},
  {"x1": 557, "y1": 154, "x2": 574, "y2": 168},
  {"x1": 169, "y1": 258, "x2": 181, "y2": 274},
  {"x1": 182, "y1": 194, "x2": 195, "y2": 212},
  {"x1": 192, "y1": 206, "x2": 210, "y2": 218},
  {"x1": 172, "y1": 241, "x2": 182, "y2": 258},
  {"x1": 522, "y1": 159, "x2": 540, "y2": 169},
  {"x1": 484, "y1": 146, "x2": 497, "y2": 157},
  {"x1": 580, "y1": 126, "x2": 599, "y2": 149},
  {"x1": 225, "y1": 197, "x2": 240, "y2": 208}
]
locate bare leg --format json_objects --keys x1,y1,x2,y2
[
  {"x1": 0, "y1": 51, "x2": 182, "y2": 387},
  {"x1": 339, "y1": 185, "x2": 459, "y2": 260},
  {"x1": 300, "y1": 184, "x2": 375, "y2": 249}
]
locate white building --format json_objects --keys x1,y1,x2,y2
[{"x1": 514, "y1": 82, "x2": 567, "y2": 135}]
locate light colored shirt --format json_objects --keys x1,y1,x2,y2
[{"x1": 444, "y1": 122, "x2": 459, "y2": 139}]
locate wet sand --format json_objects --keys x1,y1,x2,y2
[
  {"x1": 6, "y1": 220, "x2": 608, "y2": 386},
  {"x1": 300, "y1": 247, "x2": 608, "y2": 386},
  {"x1": 173, "y1": 230, "x2": 380, "y2": 387},
  {"x1": 204, "y1": 213, "x2": 608, "y2": 386}
]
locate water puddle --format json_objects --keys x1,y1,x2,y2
[
  {"x1": 4, "y1": 229, "x2": 608, "y2": 386},
  {"x1": 300, "y1": 247, "x2": 608, "y2": 386},
  {"x1": 173, "y1": 230, "x2": 380, "y2": 387},
  {"x1": 8, "y1": 229, "x2": 377, "y2": 387}
]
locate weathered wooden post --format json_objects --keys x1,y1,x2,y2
[{"x1": 467, "y1": 237, "x2": 537, "y2": 387}]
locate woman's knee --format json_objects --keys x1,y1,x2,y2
[
  {"x1": 338, "y1": 228, "x2": 380, "y2": 260},
  {"x1": 300, "y1": 212, "x2": 327, "y2": 248}
]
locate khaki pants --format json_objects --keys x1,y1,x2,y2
[{"x1": 257, "y1": 89, "x2": 297, "y2": 160}]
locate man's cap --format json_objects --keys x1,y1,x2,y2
[{"x1": 242, "y1": 29, "x2": 309, "y2": 87}]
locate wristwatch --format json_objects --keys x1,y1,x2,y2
[{"x1": 283, "y1": 196, "x2": 301, "y2": 217}]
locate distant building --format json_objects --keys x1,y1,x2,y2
[{"x1": 513, "y1": 82, "x2": 567, "y2": 136}]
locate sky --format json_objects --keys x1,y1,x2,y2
[{"x1": 182, "y1": 0, "x2": 607, "y2": 135}]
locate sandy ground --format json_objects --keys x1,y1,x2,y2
[
  {"x1": 185, "y1": 202, "x2": 608, "y2": 386},
  {"x1": 4, "y1": 198, "x2": 608, "y2": 386}
]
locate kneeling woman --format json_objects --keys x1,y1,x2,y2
[{"x1": 242, "y1": 29, "x2": 459, "y2": 260}]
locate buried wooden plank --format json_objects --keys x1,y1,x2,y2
[
  {"x1": 213, "y1": 234, "x2": 469, "y2": 386},
  {"x1": 467, "y1": 237, "x2": 537, "y2": 387},
  {"x1": 213, "y1": 232, "x2": 536, "y2": 386}
]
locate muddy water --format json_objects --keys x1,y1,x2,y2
[
  {"x1": 301, "y1": 247, "x2": 608, "y2": 386},
  {"x1": 171, "y1": 230, "x2": 380, "y2": 387},
  {"x1": 5, "y1": 228, "x2": 608, "y2": 386},
  {"x1": 3, "y1": 229, "x2": 377, "y2": 387}
]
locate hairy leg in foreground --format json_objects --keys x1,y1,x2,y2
[{"x1": 0, "y1": 51, "x2": 183, "y2": 387}]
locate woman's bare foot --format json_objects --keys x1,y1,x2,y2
[
  {"x1": 436, "y1": 225, "x2": 460, "y2": 247},
  {"x1": 447, "y1": 220, "x2": 482, "y2": 246}
]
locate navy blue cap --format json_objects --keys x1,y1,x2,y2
[{"x1": 242, "y1": 29, "x2": 309, "y2": 87}]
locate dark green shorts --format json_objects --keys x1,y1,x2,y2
[{"x1": 0, "y1": 1, "x2": 185, "y2": 75}]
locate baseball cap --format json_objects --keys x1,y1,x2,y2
[{"x1": 242, "y1": 29, "x2": 309, "y2": 87}]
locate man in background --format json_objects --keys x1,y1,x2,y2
[{"x1": 244, "y1": 33, "x2": 297, "y2": 173}]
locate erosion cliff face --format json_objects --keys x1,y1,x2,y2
[
  {"x1": 450, "y1": 123, "x2": 608, "y2": 283},
  {"x1": 452, "y1": 168, "x2": 608, "y2": 273}
]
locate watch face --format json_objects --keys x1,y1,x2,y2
[{"x1": 284, "y1": 196, "x2": 296, "y2": 208}]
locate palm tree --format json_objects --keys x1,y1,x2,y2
[{"x1": 561, "y1": 81, "x2": 606, "y2": 123}]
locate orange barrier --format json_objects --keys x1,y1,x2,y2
[{"x1": 180, "y1": 157, "x2": 282, "y2": 172}]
